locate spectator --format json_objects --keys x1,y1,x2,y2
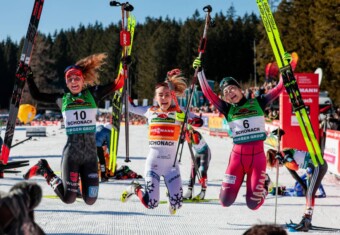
[
  {"x1": 243, "y1": 224, "x2": 287, "y2": 235},
  {"x1": 0, "y1": 182, "x2": 45, "y2": 234}
]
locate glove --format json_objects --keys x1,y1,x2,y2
[
  {"x1": 15, "y1": 63, "x2": 30, "y2": 81},
  {"x1": 283, "y1": 154, "x2": 294, "y2": 163},
  {"x1": 122, "y1": 55, "x2": 132, "y2": 66},
  {"x1": 176, "y1": 111, "x2": 185, "y2": 122},
  {"x1": 167, "y1": 68, "x2": 182, "y2": 78},
  {"x1": 284, "y1": 52, "x2": 292, "y2": 64},
  {"x1": 192, "y1": 57, "x2": 201, "y2": 70},
  {"x1": 26, "y1": 67, "x2": 33, "y2": 80},
  {"x1": 188, "y1": 117, "x2": 204, "y2": 127}
]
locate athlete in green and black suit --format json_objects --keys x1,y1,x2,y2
[{"x1": 23, "y1": 53, "x2": 124, "y2": 205}]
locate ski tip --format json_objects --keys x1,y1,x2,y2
[{"x1": 0, "y1": 146, "x2": 10, "y2": 165}]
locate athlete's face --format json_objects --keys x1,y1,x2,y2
[
  {"x1": 155, "y1": 86, "x2": 172, "y2": 111},
  {"x1": 223, "y1": 85, "x2": 243, "y2": 104},
  {"x1": 66, "y1": 75, "x2": 84, "y2": 94}
]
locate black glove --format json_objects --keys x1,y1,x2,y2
[
  {"x1": 15, "y1": 63, "x2": 34, "y2": 81},
  {"x1": 283, "y1": 154, "x2": 294, "y2": 163},
  {"x1": 122, "y1": 55, "x2": 132, "y2": 66}
]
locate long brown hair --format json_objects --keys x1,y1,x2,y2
[
  {"x1": 75, "y1": 53, "x2": 107, "y2": 86},
  {"x1": 266, "y1": 149, "x2": 278, "y2": 168}
]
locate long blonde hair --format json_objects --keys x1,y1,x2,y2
[
  {"x1": 75, "y1": 53, "x2": 107, "y2": 86},
  {"x1": 155, "y1": 68, "x2": 187, "y2": 96}
]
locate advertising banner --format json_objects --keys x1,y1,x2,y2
[
  {"x1": 280, "y1": 73, "x2": 319, "y2": 151},
  {"x1": 324, "y1": 130, "x2": 340, "y2": 176}
]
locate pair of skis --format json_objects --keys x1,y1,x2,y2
[
  {"x1": 173, "y1": 5, "x2": 214, "y2": 168},
  {"x1": 286, "y1": 220, "x2": 340, "y2": 232},
  {"x1": 108, "y1": 1, "x2": 136, "y2": 175},
  {"x1": 0, "y1": 0, "x2": 44, "y2": 165},
  {"x1": 256, "y1": 0, "x2": 324, "y2": 167}
]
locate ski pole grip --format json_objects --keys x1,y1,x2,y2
[
  {"x1": 203, "y1": 5, "x2": 212, "y2": 13},
  {"x1": 122, "y1": 55, "x2": 132, "y2": 66},
  {"x1": 109, "y1": 1, "x2": 121, "y2": 6},
  {"x1": 124, "y1": 3, "x2": 134, "y2": 11},
  {"x1": 210, "y1": 19, "x2": 216, "y2": 28}
]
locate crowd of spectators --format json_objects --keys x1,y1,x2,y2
[{"x1": 189, "y1": 79, "x2": 340, "y2": 131}]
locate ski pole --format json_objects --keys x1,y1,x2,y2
[
  {"x1": 173, "y1": 5, "x2": 214, "y2": 167},
  {"x1": 272, "y1": 127, "x2": 285, "y2": 224},
  {"x1": 11, "y1": 137, "x2": 32, "y2": 148},
  {"x1": 110, "y1": 1, "x2": 134, "y2": 163},
  {"x1": 187, "y1": 141, "x2": 202, "y2": 181}
]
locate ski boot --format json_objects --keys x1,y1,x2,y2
[
  {"x1": 292, "y1": 216, "x2": 312, "y2": 232},
  {"x1": 100, "y1": 172, "x2": 109, "y2": 182},
  {"x1": 194, "y1": 188, "x2": 206, "y2": 200},
  {"x1": 264, "y1": 173, "x2": 272, "y2": 192},
  {"x1": 121, "y1": 180, "x2": 142, "y2": 202},
  {"x1": 167, "y1": 194, "x2": 177, "y2": 215},
  {"x1": 23, "y1": 159, "x2": 54, "y2": 180},
  {"x1": 183, "y1": 187, "x2": 193, "y2": 200},
  {"x1": 168, "y1": 202, "x2": 177, "y2": 215},
  {"x1": 166, "y1": 189, "x2": 177, "y2": 215}
]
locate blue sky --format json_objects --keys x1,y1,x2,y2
[{"x1": 0, "y1": 0, "x2": 260, "y2": 42}]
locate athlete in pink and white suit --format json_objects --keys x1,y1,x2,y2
[{"x1": 194, "y1": 60, "x2": 284, "y2": 210}]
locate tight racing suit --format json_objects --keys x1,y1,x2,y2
[
  {"x1": 27, "y1": 75, "x2": 121, "y2": 204},
  {"x1": 282, "y1": 149, "x2": 328, "y2": 216},
  {"x1": 128, "y1": 105, "x2": 183, "y2": 211},
  {"x1": 186, "y1": 129, "x2": 211, "y2": 189},
  {"x1": 198, "y1": 70, "x2": 284, "y2": 210}
]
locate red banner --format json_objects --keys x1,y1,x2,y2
[{"x1": 280, "y1": 73, "x2": 319, "y2": 151}]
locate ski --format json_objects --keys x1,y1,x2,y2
[
  {"x1": 256, "y1": 0, "x2": 324, "y2": 167},
  {"x1": 173, "y1": 5, "x2": 214, "y2": 166},
  {"x1": 109, "y1": 1, "x2": 136, "y2": 175},
  {"x1": 0, "y1": 0, "x2": 44, "y2": 164},
  {"x1": 286, "y1": 221, "x2": 340, "y2": 232},
  {"x1": 159, "y1": 198, "x2": 218, "y2": 204},
  {"x1": 0, "y1": 160, "x2": 29, "y2": 171},
  {"x1": 2, "y1": 170, "x2": 22, "y2": 174}
]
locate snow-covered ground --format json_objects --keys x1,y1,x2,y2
[{"x1": 1, "y1": 125, "x2": 340, "y2": 235}]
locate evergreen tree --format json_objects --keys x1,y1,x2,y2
[
  {"x1": 21, "y1": 34, "x2": 60, "y2": 110},
  {"x1": 311, "y1": 0, "x2": 340, "y2": 104},
  {"x1": 0, "y1": 38, "x2": 19, "y2": 110},
  {"x1": 0, "y1": 3, "x2": 338, "y2": 109}
]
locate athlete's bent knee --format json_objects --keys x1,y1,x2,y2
[
  {"x1": 219, "y1": 194, "x2": 236, "y2": 207},
  {"x1": 84, "y1": 197, "x2": 97, "y2": 205}
]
